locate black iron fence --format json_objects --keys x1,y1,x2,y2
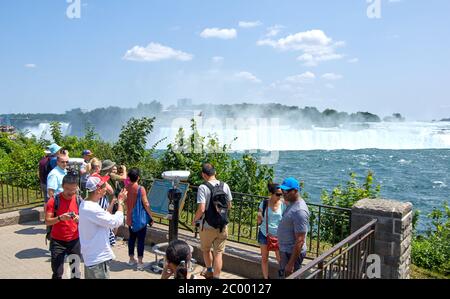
[
  {"x1": 0, "y1": 171, "x2": 352, "y2": 259},
  {"x1": 0, "y1": 171, "x2": 44, "y2": 210},
  {"x1": 287, "y1": 219, "x2": 377, "y2": 279},
  {"x1": 141, "y1": 179, "x2": 352, "y2": 259}
]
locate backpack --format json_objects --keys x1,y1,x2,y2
[
  {"x1": 39, "y1": 156, "x2": 53, "y2": 184},
  {"x1": 131, "y1": 186, "x2": 153, "y2": 232},
  {"x1": 45, "y1": 194, "x2": 82, "y2": 243},
  {"x1": 203, "y1": 181, "x2": 229, "y2": 232}
]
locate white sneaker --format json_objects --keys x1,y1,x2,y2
[
  {"x1": 137, "y1": 263, "x2": 145, "y2": 271},
  {"x1": 127, "y1": 259, "x2": 137, "y2": 266}
]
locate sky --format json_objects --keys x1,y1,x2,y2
[{"x1": 0, "y1": 0, "x2": 449, "y2": 120}]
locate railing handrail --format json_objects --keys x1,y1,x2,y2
[{"x1": 287, "y1": 218, "x2": 377, "y2": 279}]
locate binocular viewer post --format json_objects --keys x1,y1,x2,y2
[{"x1": 162, "y1": 171, "x2": 190, "y2": 244}]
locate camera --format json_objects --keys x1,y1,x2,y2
[{"x1": 68, "y1": 212, "x2": 75, "y2": 219}]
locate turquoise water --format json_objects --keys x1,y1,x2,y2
[{"x1": 272, "y1": 149, "x2": 450, "y2": 232}]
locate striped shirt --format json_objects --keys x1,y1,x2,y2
[{"x1": 99, "y1": 196, "x2": 116, "y2": 247}]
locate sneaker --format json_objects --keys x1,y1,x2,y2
[
  {"x1": 137, "y1": 263, "x2": 145, "y2": 271},
  {"x1": 201, "y1": 270, "x2": 214, "y2": 279},
  {"x1": 127, "y1": 259, "x2": 137, "y2": 266}
]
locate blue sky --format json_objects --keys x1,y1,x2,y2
[{"x1": 1, "y1": 0, "x2": 449, "y2": 120}]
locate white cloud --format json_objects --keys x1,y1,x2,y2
[
  {"x1": 239, "y1": 21, "x2": 262, "y2": 28},
  {"x1": 200, "y1": 28, "x2": 237, "y2": 39},
  {"x1": 24, "y1": 64, "x2": 37, "y2": 68},
  {"x1": 212, "y1": 56, "x2": 224, "y2": 63},
  {"x1": 348, "y1": 58, "x2": 359, "y2": 63},
  {"x1": 265, "y1": 25, "x2": 285, "y2": 37},
  {"x1": 285, "y1": 72, "x2": 316, "y2": 83},
  {"x1": 235, "y1": 71, "x2": 262, "y2": 83},
  {"x1": 322, "y1": 73, "x2": 343, "y2": 80},
  {"x1": 123, "y1": 43, "x2": 193, "y2": 62},
  {"x1": 257, "y1": 29, "x2": 345, "y2": 66}
]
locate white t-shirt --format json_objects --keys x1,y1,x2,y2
[
  {"x1": 79, "y1": 200, "x2": 124, "y2": 267},
  {"x1": 197, "y1": 179, "x2": 233, "y2": 229}
]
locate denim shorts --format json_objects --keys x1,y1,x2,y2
[{"x1": 257, "y1": 230, "x2": 268, "y2": 245}]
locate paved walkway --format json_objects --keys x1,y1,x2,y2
[{"x1": 0, "y1": 221, "x2": 243, "y2": 279}]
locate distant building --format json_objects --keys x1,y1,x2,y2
[{"x1": 0, "y1": 125, "x2": 16, "y2": 134}]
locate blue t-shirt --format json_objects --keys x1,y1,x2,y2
[
  {"x1": 259, "y1": 200, "x2": 286, "y2": 237},
  {"x1": 277, "y1": 200, "x2": 310, "y2": 254},
  {"x1": 47, "y1": 166, "x2": 67, "y2": 196}
]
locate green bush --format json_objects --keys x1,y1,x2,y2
[
  {"x1": 320, "y1": 171, "x2": 380, "y2": 244},
  {"x1": 412, "y1": 202, "x2": 450, "y2": 275}
]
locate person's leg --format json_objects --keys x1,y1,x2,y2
[
  {"x1": 128, "y1": 227, "x2": 137, "y2": 264},
  {"x1": 50, "y1": 239, "x2": 67, "y2": 279},
  {"x1": 199, "y1": 229, "x2": 214, "y2": 279},
  {"x1": 137, "y1": 227, "x2": 147, "y2": 269},
  {"x1": 279, "y1": 251, "x2": 290, "y2": 278},
  {"x1": 258, "y1": 230, "x2": 269, "y2": 279},
  {"x1": 67, "y1": 239, "x2": 82, "y2": 279},
  {"x1": 274, "y1": 250, "x2": 281, "y2": 265},
  {"x1": 260, "y1": 245, "x2": 269, "y2": 279},
  {"x1": 212, "y1": 226, "x2": 228, "y2": 279}
]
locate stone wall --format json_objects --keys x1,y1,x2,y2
[{"x1": 351, "y1": 198, "x2": 413, "y2": 279}]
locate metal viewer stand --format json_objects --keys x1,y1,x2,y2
[{"x1": 150, "y1": 171, "x2": 195, "y2": 274}]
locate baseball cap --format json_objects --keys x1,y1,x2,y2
[
  {"x1": 82, "y1": 149, "x2": 93, "y2": 156},
  {"x1": 86, "y1": 175, "x2": 110, "y2": 192},
  {"x1": 279, "y1": 177, "x2": 301, "y2": 191},
  {"x1": 47, "y1": 143, "x2": 62, "y2": 155}
]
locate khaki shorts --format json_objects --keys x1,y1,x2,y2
[{"x1": 200, "y1": 226, "x2": 228, "y2": 254}]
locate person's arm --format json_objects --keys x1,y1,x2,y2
[
  {"x1": 89, "y1": 190, "x2": 127, "y2": 229},
  {"x1": 141, "y1": 188, "x2": 152, "y2": 218},
  {"x1": 226, "y1": 184, "x2": 233, "y2": 210},
  {"x1": 192, "y1": 186, "x2": 206, "y2": 226},
  {"x1": 285, "y1": 232, "x2": 306, "y2": 276},
  {"x1": 47, "y1": 173, "x2": 57, "y2": 198},
  {"x1": 47, "y1": 189, "x2": 55, "y2": 199},
  {"x1": 45, "y1": 199, "x2": 72, "y2": 225}
]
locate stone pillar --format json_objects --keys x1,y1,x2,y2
[{"x1": 351, "y1": 198, "x2": 413, "y2": 279}]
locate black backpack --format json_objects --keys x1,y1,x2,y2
[
  {"x1": 203, "y1": 181, "x2": 229, "y2": 232},
  {"x1": 45, "y1": 194, "x2": 82, "y2": 243}
]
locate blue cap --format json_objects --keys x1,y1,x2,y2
[
  {"x1": 279, "y1": 177, "x2": 301, "y2": 191},
  {"x1": 47, "y1": 143, "x2": 62, "y2": 155},
  {"x1": 82, "y1": 149, "x2": 93, "y2": 156}
]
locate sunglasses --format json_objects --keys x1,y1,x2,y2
[
  {"x1": 275, "y1": 193, "x2": 283, "y2": 197},
  {"x1": 282, "y1": 189, "x2": 296, "y2": 194},
  {"x1": 60, "y1": 160, "x2": 69, "y2": 164}
]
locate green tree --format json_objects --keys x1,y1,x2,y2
[
  {"x1": 113, "y1": 117, "x2": 156, "y2": 167},
  {"x1": 50, "y1": 121, "x2": 63, "y2": 144}
]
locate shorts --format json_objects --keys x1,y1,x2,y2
[
  {"x1": 199, "y1": 226, "x2": 228, "y2": 254},
  {"x1": 257, "y1": 230, "x2": 268, "y2": 245},
  {"x1": 84, "y1": 260, "x2": 111, "y2": 279}
]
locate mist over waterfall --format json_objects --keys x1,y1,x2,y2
[
  {"x1": 23, "y1": 123, "x2": 71, "y2": 141},
  {"x1": 150, "y1": 121, "x2": 450, "y2": 151}
]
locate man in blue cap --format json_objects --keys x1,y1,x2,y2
[{"x1": 276, "y1": 177, "x2": 310, "y2": 278}]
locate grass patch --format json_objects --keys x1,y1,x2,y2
[{"x1": 410, "y1": 265, "x2": 449, "y2": 279}]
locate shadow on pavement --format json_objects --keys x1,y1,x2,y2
[
  {"x1": 14, "y1": 227, "x2": 47, "y2": 235},
  {"x1": 15, "y1": 247, "x2": 49, "y2": 260}
]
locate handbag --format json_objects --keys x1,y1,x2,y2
[
  {"x1": 265, "y1": 202, "x2": 279, "y2": 252},
  {"x1": 131, "y1": 186, "x2": 153, "y2": 232}
]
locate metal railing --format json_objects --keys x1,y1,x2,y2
[
  {"x1": 0, "y1": 171, "x2": 353, "y2": 259},
  {"x1": 141, "y1": 179, "x2": 352, "y2": 258},
  {"x1": 0, "y1": 171, "x2": 44, "y2": 210},
  {"x1": 287, "y1": 218, "x2": 377, "y2": 279}
]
